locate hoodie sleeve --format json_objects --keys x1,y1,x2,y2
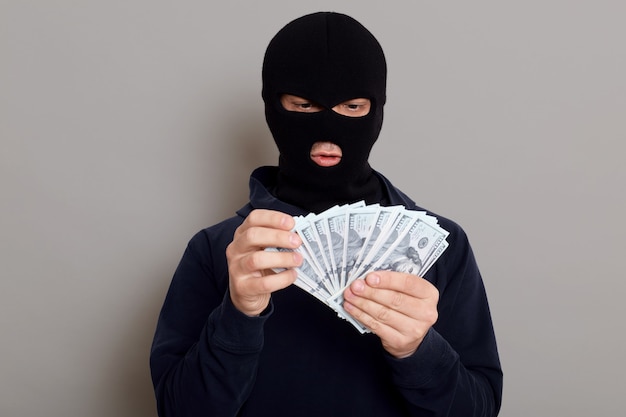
[
  {"x1": 150, "y1": 224, "x2": 271, "y2": 417},
  {"x1": 385, "y1": 222, "x2": 503, "y2": 417}
]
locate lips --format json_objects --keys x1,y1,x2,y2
[
  {"x1": 310, "y1": 142, "x2": 343, "y2": 167},
  {"x1": 311, "y1": 153, "x2": 342, "y2": 167}
]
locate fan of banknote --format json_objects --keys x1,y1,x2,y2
[{"x1": 267, "y1": 201, "x2": 449, "y2": 333}]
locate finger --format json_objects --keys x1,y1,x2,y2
[
  {"x1": 237, "y1": 249, "x2": 303, "y2": 274},
  {"x1": 229, "y1": 268, "x2": 298, "y2": 316},
  {"x1": 364, "y1": 271, "x2": 439, "y2": 300},
  {"x1": 343, "y1": 293, "x2": 430, "y2": 358},
  {"x1": 344, "y1": 279, "x2": 437, "y2": 325},
  {"x1": 343, "y1": 284, "x2": 411, "y2": 325},
  {"x1": 345, "y1": 282, "x2": 416, "y2": 318},
  {"x1": 229, "y1": 225, "x2": 302, "y2": 257},
  {"x1": 244, "y1": 209, "x2": 296, "y2": 231},
  {"x1": 232, "y1": 209, "x2": 295, "y2": 249},
  {"x1": 233, "y1": 210, "x2": 301, "y2": 249},
  {"x1": 235, "y1": 268, "x2": 299, "y2": 296},
  {"x1": 342, "y1": 296, "x2": 408, "y2": 336}
]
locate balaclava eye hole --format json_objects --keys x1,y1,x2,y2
[{"x1": 279, "y1": 94, "x2": 372, "y2": 117}]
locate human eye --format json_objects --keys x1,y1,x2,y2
[
  {"x1": 333, "y1": 98, "x2": 371, "y2": 117},
  {"x1": 280, "y1": 94, "x2": 323, "y2": 113},
  {"x1": 296, "y1": 101, "x2": 315, "y2": 110}
]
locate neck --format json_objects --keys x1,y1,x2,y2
[{"x1": 274, "y1": 167, "x2": 384, "y2": 213}]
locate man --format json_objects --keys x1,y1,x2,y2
[{"x1": 150, "y1": 11, "x2": 502, "y2": 416}]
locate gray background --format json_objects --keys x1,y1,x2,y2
[{"x1": 2, "y1": 1, "x2": 625, "y2": 416}]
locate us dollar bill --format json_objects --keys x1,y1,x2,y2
[
  {"x1": 266, "y1": 202, "x2": 450, "y2": 333},
  {"x1": 293, "y1": 215, "x2": 336, "y2": 295},
  {"x1": 341, "y1": 204, "x2": 380, "y2": 288},
  {"x1": 348, "y1": 205, "x2": 402, "y2": 282}
]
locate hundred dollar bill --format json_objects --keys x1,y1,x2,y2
[
  {"x1": 420, "y1": 237, "x2": 449, "y2": 276},
  {"x1": 347, "y1": 205, "x2": 402, "y2": 282},
  {"x1": 349, "y1": 209, "x2": 418, "y2": 282},
  {"x1": 329, "y1": 213, "x2": 450, "y2": 334},
  {"x1": 323, "y1": 207, "x2": 348, "y2": 287},
  {"x1": 268, "y1": 203, "x2": 450, "y2": 334},
  {"x1": 264, "y1": 246, "x2": 332, "y2": 301},
  {"x1": 312, "y1": 206, "x2": 342, "y2": 291},
  {"x1": 366, "y1": 215, "x2": 448, "y2": 277},
  {"x1": 328, "y1": 291, "x2": 370, "y2": 334},
  {"x1": 341, "y1": 204, "x2": 379, "y2": 288},
  {"x1": 293, "y1": 214, "x2": 336, "y2": 295}
]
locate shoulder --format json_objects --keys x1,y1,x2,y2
[
  {"x1": 377, "y1": 171, "x2": 475, "y2": 275},
  {"x1": 377, "y1": 170, "x2": 468, "y2": 238}
]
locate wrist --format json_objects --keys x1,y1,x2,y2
[{"x1": 231, "y1": 294, "x2": 271, "y2": 317}]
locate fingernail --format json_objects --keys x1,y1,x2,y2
[
  {"x1": 352, "y1": 279, "x2": 365, "y2": 293},
  {"x1": 367, "y1": 273, "x2": 380, "y2": 286},
  {"x1": 290, "y1": 233, "x2": 301, "y2": 246},
  {"x1": 281, "y1": 214, "x2": 293, "y2": 228},
  {"x1": 293, "y1": 252, "x2": 303, "y2": 265}
]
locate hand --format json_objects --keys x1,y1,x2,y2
[
  {"x1": 343, "y1": 271, "x2": 439, "y2": 358},
  {"x1": 226, "y1": 209, "x2": 302, "y2": 316}
]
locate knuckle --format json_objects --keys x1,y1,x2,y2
[
  {"x1": 376, "y1": 306, "x2": 390, "y2": 322},
  {"x1": 257, "y1": 276, "x2": 272, "y2": 293},
  {"x1": 225, "y1": 242, "x2": 236, "y2": 260},
  {"x1": 349, "y1": 307, "x2": 363, "y2": 320},
  {"x1": 403, "y1": 274, "x2": 417, "y2": 292},
  {"x1": 229, "y1": 275, "x2": 245, "y2": 294},
  {"x1": 243, "y1": 252, "x2": 261, "y2": 271},
  {"x1": 426, "y1": 309, "x2": 439, "y2": 325},
  {"x1": 391, "y1": 292, "x2": 403, "y2": 307},
  {"x1": 417, "y1": 306, "x2": 438, "y2": 328},
  {"x1": 367, "y1": 318, "x2": 380, "y2": 332},
  {"x1": 284, "y1": 268, "x2": 298, "y2": 284},
  {"x1": 247, "y1": 209, "x2": 263, "y2": 224},
  {"x1": 408, "y1": 323, "x2": 422, "y2": 339},
  {"x1": 242, "y1": 227, "x2": 259, "y2": 244},
  {"x1": 431, "y1": 287, "x2": 440, "y2": 303},
  {"x1": 349, "y1": 307, "x2": 370, "y2": 329}
]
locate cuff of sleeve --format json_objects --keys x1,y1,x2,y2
[
  {"x1": 385, "y1": 328, "x2": 459, "y2": 389},
  {"x1": 209, "y1": 291, "x2": 274, "y2": 354}
]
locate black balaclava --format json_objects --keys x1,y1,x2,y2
[{"x1": 262, "y1": 12, "x2": 387, "y2": 213}]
